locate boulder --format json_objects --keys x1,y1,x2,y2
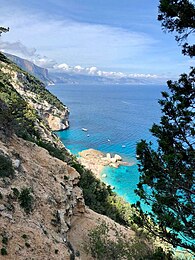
[{"x1": 114, "y1": 154, "x2": 122, "y2": 161}]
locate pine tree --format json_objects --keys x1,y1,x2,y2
[{"x1": 135, "y1": 0, "x2": 195, "y2": 253}]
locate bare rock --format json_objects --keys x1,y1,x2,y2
[{"x1": 12, "y1": 159, "x2": 20, "y2": 168}]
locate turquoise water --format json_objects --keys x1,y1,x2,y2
[
  {"x1": 49, "y1": 83, "x2": 194, "y2": 255},
  {"x1": 49, "y1": 84, "x2": 166, "y2": 207}
]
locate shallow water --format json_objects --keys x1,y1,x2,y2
[
  {"x1": 49, "y1": 83, "x2": 195, "y2": 254},
  {"x1": 49, "y1": 84, "x2": 166, "y2": 206}
]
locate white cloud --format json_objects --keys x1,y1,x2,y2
[
  {"x1": 55, "y1": 63, "x2": 70, "y2": 70},
  {"x1": 33, "y1": 57, "x2": 57, "y2": 68},
  {"x1": 54, "y1": 62, "x2": 160, "y2": 79},
  {"x1": 86, "y1": 66, "x2": 98, "y2": 75},
  {"x1": 74, "y1": 65, "x2": 85, "y2": 72}
]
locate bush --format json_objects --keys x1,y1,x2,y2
[
  {"x1": 0, "y1": 154, "x2": 14, "y2": 178},
  {"x1": 85, "y1": 222, "x2": 173, "y2": 260},
  {"x1": 18, "y1": 188, "x2": 34, "y2": 214},
  {"x1": 2, "y1": 235, "x2": 8, "y2": 245},
  {"x1": 12, "y1": 187, "x2": 20, "y2": 198},
  {"x1": 25, "y1": 242, "x2": 31, "y2": 248},
  {"x1": 21, "y1": 234, "x2": 28, "y2": 239},
  {"x1": 1, "y1": 247, "x2": 7, "y2": 256}
]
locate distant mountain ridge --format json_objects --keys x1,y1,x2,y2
[
  {"x1": 4, "y1": 53, "x2": 164, "y2": 85},
  {"x1": 4, "y1": 53, "x2": 51, "y2": 84},
  {"x1": 50, "y1": 71, "x2": 164, "y2": 85}
]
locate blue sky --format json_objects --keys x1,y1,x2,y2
[{"x1": 0, "y1": 0, "x2": 194, "y2": 79}]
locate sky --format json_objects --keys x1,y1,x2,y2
[{"x1": 0, "y1": 0, "x2": 194, "y2": 79}]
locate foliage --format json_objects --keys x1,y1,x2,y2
[
  {"x1": 158, "y1": 0, "x2": 195, "y2": 57},
  {"x1": 18, "y1": 188, "x2": 34, "y2": 214},
  {"x1": 0, "y1": 52, "x2": 65, "y2": 110},
  {"x1": 25, "y1": 242, "x2": 31, "y2": 248},
  {"x1": 1, "y1": 247, "x2": 7, "y2": 256},
  {"x1": 0, "y1": 154, "x2": 14, "y2": 178},
  {"x1": 2, "y1": 235, "x2": 8, "y2": 245},
  {"x1": 0, "y1": 52, "x2": 12, "y2": 64},
  {"x1": 134, "y1": 0, "x2": 195, "y2": 254},
  {"x1": 24, "y1": 73, "x2": 65, "y2": 111},
  {"x1": 21, "y1": 234, "x2": 28, "y2": 239},
  {"x1": 135, "y1": 68, "x2": 195, "y2": 252},
  {"x1": 0, "y1": 80, "x2": 40, "y2": 141},
  {"x1": 85, "y1": 222, "x2": 172, "y2": 260}
]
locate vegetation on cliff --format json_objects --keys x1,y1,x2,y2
[
  {"x1": 0, "y1": 52, "x2": 65, "y2": 111},
  {"x1": 135, "y1": 0, "x2": 195, "y2": 254}
]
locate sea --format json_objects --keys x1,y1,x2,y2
[{"x1": 48, "y1": 83, "x2": 167, "y2": 208}]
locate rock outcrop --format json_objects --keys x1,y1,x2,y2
[{"x1": 0, "y1": 133, "x2": 85, "y2": 259}]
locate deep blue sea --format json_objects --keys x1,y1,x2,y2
[{"x1": 48, "y1": 84, "x2": 167, "y2": 208}]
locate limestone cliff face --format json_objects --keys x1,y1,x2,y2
[
  {"x1": 0, "y1": 60, "x2": 69, "y2": 132},
  {"x1": 0, "y1": 133, "x2": 85, "y2": 259}
]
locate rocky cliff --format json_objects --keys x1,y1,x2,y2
[{"x1": 0, "y1": 134, "x2": 85, "y2": 259}]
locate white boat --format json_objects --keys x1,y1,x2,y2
[
  {"x1": 107, "y1": 139, "x2": 111, "y2": 142},
  {"x1": 122, "y1": 145, "x2": 126, "y2": 148},
  {"x1": 82, "y1": 128, "x2": 88, "y2": 132}
]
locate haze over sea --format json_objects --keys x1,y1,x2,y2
[{"x1": 49, "y1": 84, "x2": 167, "y2": 207}]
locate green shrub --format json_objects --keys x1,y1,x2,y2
[
  {"x1": 25, "y1": 242, "x2": 31, "y2": 248},
  {"x1": 2, "y1": 236, "x2": 8, "y2": 245},
  {"x1": 0, "y1": 52, "x2": 65, "y2": 111},
  {"x1": 18, "y1": 188, "x2": 34, "y2": 214},
  {"x1": 0, "y1": 154, "x2": 14, "y2": 178},
  {"x1": 85, "y1": 222, "x2": 173, "y2": 260},
  {"x1": 1, "y1": 247, "x2": 7, "y2": 256},
  {"x1": 0, "y1": 80, "x2": 40, "y2": 141},
  {"x1": 12, "y1": 187, "x2": 20, "y2": 198},
  {"x1": 21, "y1": 234, "x2": 27, "y2": 239}
]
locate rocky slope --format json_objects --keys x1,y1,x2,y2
[{"x1": 0, "y1": 133, "x2": 85, "y2": 259}]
